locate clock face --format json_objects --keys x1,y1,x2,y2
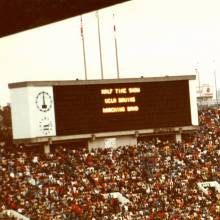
[
  {"x1": 39, "y1": 117, "x2": 53, "y2": 135},
  {"x1": 35, "y1": 91, "x2": 52, "y2": 112}
]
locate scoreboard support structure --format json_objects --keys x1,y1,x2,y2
[
  {"x1": 175, "y1": 133, "x2": 182, "y2": 143},
  {"x1": 8, "y1": 75, "x2": 198, "y2": 151}
]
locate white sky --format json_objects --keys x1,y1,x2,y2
[{"x1": 0, "y1": 0, "x2": 220, "y2": 106}]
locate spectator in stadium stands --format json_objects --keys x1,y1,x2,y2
[{"x1": 0, "y1": 107, "x2": 220, "y2": 219}]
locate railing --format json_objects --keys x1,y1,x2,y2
[
  {"x1": 197, "y1": 99, "x2": 220, "y2": 108},
  {"x1": 0, "y1": 210, "x2": 30, "y2": 220}
]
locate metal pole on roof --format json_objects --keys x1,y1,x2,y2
[
  {"x1": 195, "y1": 68, "x2": 201, "y2": 107},
  {"x1": 195, "y1": 68, "x2": 201, "y2": 97},
  {"x1": 80, "y1": 15, "x2": 87, "y2": 80},
  {"x1": 214, "y1": 69, "x2": 219, "y2": 108},
  {"x1": 113, "y1": 13, "x2": 120, "y2": 79},
  {"x1": 96, "y1": 11, "x2": 104, "y2": 80}
]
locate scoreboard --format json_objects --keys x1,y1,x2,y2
[
  {"x1": 9, "y1": 75, "x2": 198, "y2": 142},
  {"x1": 54, "y1": 80, "x2": 191, "y2": 135}
]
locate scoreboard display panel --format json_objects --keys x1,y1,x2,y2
[{"x1": 53, "y1": 80, "x2": 192, "y2": 136}]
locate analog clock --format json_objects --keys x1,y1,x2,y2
[
  {"x1": 39, "y1": 117, "x2": 53, "y2": 135},
  {"x1": 35, "y1": 91, "x2": 52, "y2": 112}
]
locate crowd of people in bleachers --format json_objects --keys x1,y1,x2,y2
[{"x1": 0, "y1": 108, "x2": 220, "y2": 219}]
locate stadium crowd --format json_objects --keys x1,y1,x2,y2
[{"x1": 0, "y1": 108, "x2": 220, "y2": 219}]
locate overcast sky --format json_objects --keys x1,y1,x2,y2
[{"x1": 0, "y1": 0, "x2": 220, "y2": 106}]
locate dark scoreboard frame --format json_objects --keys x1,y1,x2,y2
[{"x1": 53, "y1": 80, "x2": 192, "y2": 136}]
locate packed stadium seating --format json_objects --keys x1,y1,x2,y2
[{"x1": 0, "y1": 108, "x2": 220, "y2": 219}]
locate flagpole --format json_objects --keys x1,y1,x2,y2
[
  {"x1": 195, "y1": 67, "x2": 201, "y2": 107},
  {"x1": 214, "y1": 69, "x2": 219, "y2": 108},
  {"x1": 212, "y1": 60, "x2": 219, "y2": 108},
  {"x1": 113, "y1": 13, "x2": 120, "y2": 79},
  {"x1": 96, "y1": 11, "x2": 104, "y2": 80},
  {"x1": 80, "y1": 15, "x2": 87, "y2": 80}
]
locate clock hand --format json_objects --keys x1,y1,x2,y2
[
  {"x1": 42, "y1": 92, "x2": 47, "y2": 109},
  {"x1": 42, "y1": 92, "x2": 45, "y2": 104}
]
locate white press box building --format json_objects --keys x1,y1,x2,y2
[{"x1": 9, "y1": 75, "x2": 198, "y2": 152}]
